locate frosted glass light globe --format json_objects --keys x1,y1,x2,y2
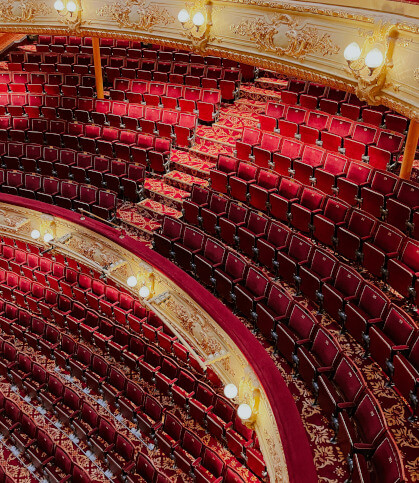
[
  {"x1": 139, "y1": 285, "x2": 150, "y2": 298},
  {"x1": 31, "y1": 229, "x2": 41, "y2": 240},
  {"x1": 237, "y1": 403, "x2": 252, "y2": 420},
  {"x1": 224, "y1": 384, "x2": 238, "y2": 399},
  {"x1": 127, "y1": 276, "x2": 137, "y2": 288},
  {"x1": 343, "y1": 42, "x2": 361, "y2": 62},
  {"x1": 365, "y1": 47, "x2": 384, "y2": 69},
  {"x1": 66, "y1": 0, "x2": 77, "y2": 12},
  {"x1": 54, "y1": 0, "x2": 64, "y2": 11},
  {"x1": 192, "y1": 12, "x2": 205, "y2": 27},
  {"x1": 178, "y1": 9, "x2": 190, "y2": 23},
  {"x1": 43, "y1": 233, "x2": 54, "y2": 243}
]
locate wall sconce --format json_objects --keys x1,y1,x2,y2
[
  {"x1": 343, "y1": 23, "x2": 399, "y2": 105},
  {"x1": 53, "y1": 0, "x2": 83, "y2": 33},
  {"x1": 224, "y1": 383, "x2": 260, "y2": 427},
  {"x1": 178, "y1": 0, "x2": 214, "y2": 53}
]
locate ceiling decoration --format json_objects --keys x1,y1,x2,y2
[{"x1": 231, "y1": 13, "x2": 340, "y2": 60}]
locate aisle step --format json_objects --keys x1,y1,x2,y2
[
  {"x1": 239, "y1": 85, "x2": 282, "y2": 103},
  {"x1": 137, "y1": 198, "x2": 183, "y2": 222},
  {"x1": 163, "y1": 170, "x2": 208, "y2": 192},
  {"x1": 117, "y1": 201, "x2": 162, "y2": 238},
  {"x1": 144, "y1": 178, "x2": 190, "y2": 211},
  {"x1": 170, "y1": 149, "x2": 215, "y2": 179}
]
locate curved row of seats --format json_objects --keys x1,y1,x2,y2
[
  {"x1": 154, "y1": 215, "x2": 419, "y2": 421},
  {"x1": 253, "y1": 106, "x2": 404, "y2": 171},
  {"x1": 280, "y1": 79, "x2": 408, "y2": 132},
  {"x1": 0, "y1": 384, "x2": 93, "y2": 482},
  {"x1": 153, "y1": 218, "x2": 409, "y2": 482},
  {"x1": 187, "y1": 181, "x2": 419, "y2": 304},
  {"x1": 0, "y1": 240, "x2": 266, "y2": 480},
  {"x1": 211, "y1": 154, "x2": 419, "y2": 239}
]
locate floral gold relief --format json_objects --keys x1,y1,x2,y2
[
  {"x1": 0, "y1": 0, "x2": 51, "y2": 22},
  {"x1": 97, "y1": 0, "x2": 174, "y2": 32},
  {"x1": 231, "y1": 13, "x2": 340, "y2": 60}
]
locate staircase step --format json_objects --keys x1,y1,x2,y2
[
  {"x1": 217, "y1": 113, "x2": 259, "y2": 130},
  {"x1": 255, "y1": 76, "x2": 288, "y2": 91},
  {"x1": 144, "y1": 178, "x2": 190, "y2": 211},
  {"x1": 170, "y1": 149, "x2": 215, "y2": 179},
  {"x1": 191, "y1": 137, "x2": 235, "y2": 158},
  {"x1": 239, "y1": 85, "x2": 282, "y2": 103},
  {"x1": 117, "y1": 201, "x2": 161, "y2": 242},
  {"x1": 163, "y1": 170, "x2": 209, "y2": 192},
  {"x1": 137, "y1": 198, "x2": 183, "y2": 222},
  {"x1": 195, "y1": 124, "x2": 242, "y2": 143}
]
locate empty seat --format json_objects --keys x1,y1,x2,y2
[
  {"x1": 255, "y1": 283, "x2": 292, "y2": 341},
  {"x1": 387, "y1": 239, "x2": 419, "y2": 305},
  {"x1": 234, "y1": 267, "x2": 269, "y2": 323}
]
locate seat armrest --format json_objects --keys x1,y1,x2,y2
[
  {"x1": 298, "y1": 259, "x2": 309, "y2": 266},
  {"x1": 192, "y1": 457, "x2": 202, "y2": 467},
  {"x1": 321, "y1": 276, "x2": 333, "y2": 284},
  {"x1": 386, "y1": 251, "x2": 399, "y2": 258},
  {"x1": 317, "y1": 365, "x2": 333, "y2": 374},
  {"x1": 367, "y1": 318, "x2": 382, "y2": 326},
  {"x1": 337, "y1": 401, "x2": 355, "y2": 410},
  {"x1": 296, "y1": 338, "x2": 311, "y2": 346}
]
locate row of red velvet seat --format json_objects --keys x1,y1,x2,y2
[
  {"x1": 255, "y1": 105, "x2": 405, "y2": 167},
  {"x1": 154, "y1": 215, "x2": 419, "y2": 420},
  {"x1": 0, "y1": 267, "x2": 264, "y2": 480},
  {"x1": 0, "y1": 241, "x2": 220, "y2": 385},
  {"x1": 281, "y1": 79, "x2": 406, "y2": 127},
  {"x1": 1, "y1": 111, "x2": 194, "y2": 155},
  {"x1": 0, "y1": 335, "x2": 249, "y2": 483},
  {"x1": 0, "y1": 171, "x2": 117, "y2": 219},
  {"x1": 250, "y1": 110, "x2": 404, "y2": 172},
  {"x1": 185, "y1": 182, "x2": 419, "y2": 305},
  {"x1": 210, "y1": 154, "x2": 419, "y2": 239},
  {"x1": 2, "y1": 119, "x2": 173, "y2": 165},
  {"x1": 153, "y1": 218, "x2": 408, "y2": 481},
  {"x1": 1, "y1": 142, "x2": 146, "y2": 198},
  {"x1": 0, "y1": 383, "x2": 92, "y2": 482},
  {"x1": 0, "y1": 336, "x2": 173, "y2": 481}
]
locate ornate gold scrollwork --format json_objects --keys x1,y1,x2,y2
[
  {"x1": 0, "y1": 0, "x2": 51, "y2": 22},
  {"x1": 97, "y1": 0, "x2": 173, "y2": 33},
  {"x1": 414, "y1": 67, "x2": 419, "y2": 82},
  {"x1": 231, "y1": 13, "x2": 340, "y2": 60},
  {"x1": 55, "y1": 0, "x2": 88, "y2": 35},
  {"x1": 345, "y1": 22, "x2": 399, "y2": 105}
]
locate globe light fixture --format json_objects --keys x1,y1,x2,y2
[
  {"x1": 343, "y1": 42, "x2": 361, "y2": 62},
  {"x1": 31, "y1": 229, "x2": 41, "y2": 240},
  {"x1": 365, "y1": 47, "x2": 384, "y2": 69},
  {"x1": 127, "y1": 276, "x2": 137, "y2": 288},
  {"x1": 178, "y1": 8, "x2": 190, "y2": 24},
  {"x1": 139, "y1": 285, "x2": 150, "y2": 298},
  {"x1": 66, "y1": 0, "x2": 77, "y2": 13},
  {"x1": 237, "y1": 403, "x2": 252, "y2": 420},
  {"x1": 54, "y1": 0, "x2": 64, "y2": 11},
  {"x1": 43, "y1": 233, "x2": 54, "y2": 243},
  {"x1": 192, "y1": 12, "x2": 205, "y2": 27},
  {"x1": 224, "y1": 384, "x2": 238, "y2": 399}
]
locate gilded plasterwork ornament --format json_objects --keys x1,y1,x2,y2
[
  {"x1": 97, "y1": 0, "x2": 174, "y2": 32},
  {"x1": 0, "y1": 0, "x2": 51, "y2": 22},
  {"x1": 231, "y1": 14, "x2": 340, "y2": 60}
]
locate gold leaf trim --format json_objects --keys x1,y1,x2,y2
[
  {"x1": 0, "y1": 0, "x2": 51, "y2": 22},
  {"x1": 231, "y1": 13, "x2": 340, "y2": 60},
  {"x1": 97, "y1": 0, "x2": 174, "y2": 32}
]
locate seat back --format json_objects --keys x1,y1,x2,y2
[
  {"x1": 347, "y1": 209, "x2": 377, "y2": 238},
  {"x1": 247, "y1": 212, "x2": 269, "y2": 235},
  {"x1": 323, "y1": 198, "x2": 351, "y2": 223},
  {"x1": 288, "y1": 304, "x2": 316, "y2": 340},
  {"x1": 311, "y1": 327, "x2": 341, "y2": 367},
  {"x1": 224, "y1": 253, "x2": 247, "y2": 280},
  {"x1": 217, "y1": 154, "x2": 238, "y2": 173},
  {"x1": 333, "y1": 357, "x2": 365, "y2": 404},
  {"x1": 383, "y1": 304, "x2": 416, "y2": 347},
  {"x1": 203, "y1": 239, "x2": 225, "y2": 264},
  {"x1": 371, "y1": 436, "x2": 405, "y2": 483},
  {"x1": 354, "y1": 392, "x2": 386, "y2": 445},
  {"x1": 182, "y1": 227, "x2": 204, "y2": 251},
  {"x1": 310, "y1": 248, "x2": 338, "y2": 279},
  {"x1": 396, "y1": 180, "x2": 419, "y2": 208},
  {"x1": 400, "y1": 240, "x2": 419, "y2": 272},
  {"x1": 358, "y1": 283, "x2": 389, "y2": 319},
  {"x1": 287, "y1": 234, "x2": 313, "y2": 263},
  {"x1": 299, "y1": 187, "x2": 325, "y2": 210},
  {"x1": 245, "y1": 267, "x2": 269, "y2": 297},
  {"x1": 237, "y1": 162, "x2": 258, "y2": 181},
  {"x1": 267, "y1": 284, "x2": 292, "y2": 317}
]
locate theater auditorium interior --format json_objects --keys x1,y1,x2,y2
[{"x1": 0, "y1": 0, "x2": 417, "y2": 481}]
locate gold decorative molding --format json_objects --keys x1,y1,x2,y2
[
  {"x1": 231, "y1": 13, "x2": 340, "y2": 60},
  {"x1": 0, "y1": 0, "x2": 51, "y2": 22},
  {"x1": 97, "y1": 0, "x2": 174, "y2": 32},
  {"x1": 414, "y1": 67, "x2": 419, "y2": 82}
]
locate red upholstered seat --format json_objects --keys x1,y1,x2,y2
[
  {"x1": 335, "y1": 209, "x2": 377, "y2": 262},
  {"x1": 336, "y1": 161, "x2": 373, "y2": 206},
  {"x1": 314, "y1": 153, "x2": 348, "y2": 195},
  {"x1": 154, "y1": 217, "x2": 183, "y2": 259},
  {"x1": 360, "y1": 170, "x2": 399, "y2": 219},
  {"x1": 194, "y1": 238, "x2": 226, "y2": 288},
  {"x1": 277, "y1": 233, "x2": 313, "y2": 286},
  {"x1": 234, "y1": 267, "x2": 269, "y2": 322},
  {"x1": 321, "y1": 117, "x2": 353, "y2": 152},
  {"x1": 201, "y1": 193, "x2": 228, "y2": 235},
  {"x1": 361, "y1": 223, "x2": 405, "y2": 280},
  {"x1": 276, "y1": 303, "x2": 317, "y2": 365},
  {"x1": 253, "y1": 132, "x2": 282, "y2": 169},
  {"x1": 386, "y1": 179, "x2": 419, "y2": 235},
  {"x1": 249, "y1": 170, "x2": 280, "y2": 212},
  {"x1": 229, "y1": 162, "x2": 258, "y2": 202},
  {"x1": 173, "y1": 226, "x2": 205, "y2": 273},
  {"x1": 214, "y1": 252, "x2": 247, "y2": 304},
  {"x1": 235, "y1": 127, "x2": 262, "y2": 162},
  {"x1": 210, "y1": 155, "x2": 239, "y2": 195},
  {"x1": 183, "y1": 185, "x2": 210, "y2": 227},
  {"x1": 387, "y1": 239, "x2": 419, "y2": 305},
  {"x1": 269, "y1": 177, "x2": 303, "y2": 224},
  {"x1": 290, "y1": 187, "x2": 325, "y2": 234},
  {"x1": 312, "y1": 197, "x2": 351, "y2": 248},
  {"x1": 255, "y1": 283, "x2": 293, "y2": 341},
  {"x1": 343, "y1": 282, "x2": 390, "y2": 347},
  {"x1": 219, "y1": 202, "x2": 248, "y2": 246},
  {"x1": 256, "y1": 222, "x2": 290, "y2": 273}
]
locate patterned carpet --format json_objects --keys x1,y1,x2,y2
[
  {"x1": 240, "y1": 85, "x2": 283, "y2": 103},
  {"x1": 163, "y1": 170, "x2": 209, "y2": 192},
  {"x1": 170, "y1": 149, "x2": 215, "y2": 178}
]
